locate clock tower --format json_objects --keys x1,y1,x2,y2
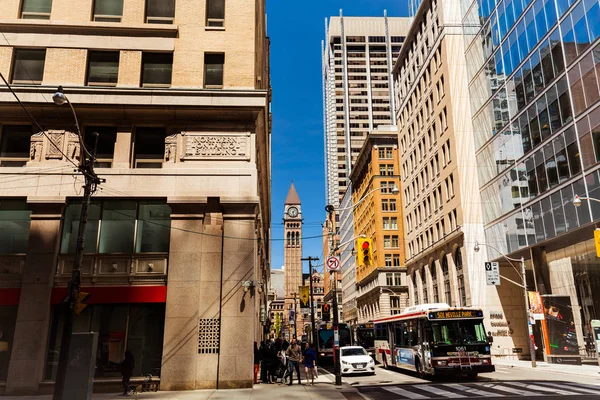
[{"x1": 283, "y1": 182, "x2": 303, "y2": 339}]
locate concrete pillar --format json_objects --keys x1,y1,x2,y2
[
  {"x1": 113, "y1": 129, "x2": 132, "y2": 169},
  {"x1": 531, "y1": 246, "x2": 550, "y2": 295},
  {"x1": 6, "y1": 202, "x2": 63, "y2": 395}
]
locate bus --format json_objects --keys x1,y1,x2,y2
[
  {"x1": 355, "y1": 323, "x2": 375, "y2": 354},
  {"x1": 373, "y1": 303, "x2": 495, "y2": 379},
  {"x1": 317, "y1": 322, "x2": 352, "y2": 360}
]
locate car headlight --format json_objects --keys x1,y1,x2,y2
[
  {"x1": 368, "y1": 359, "x2": 374, "y2": 364},
  {"x1": 341, "y1": 360, "x2": 349, "y2": 365}
]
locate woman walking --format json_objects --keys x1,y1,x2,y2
[
  {"x1": 120, "y1": 350, "x2": 135, "y2": 396},
  {"x1": 303, "y1": 342, "x2": 317, "y2": 385}
]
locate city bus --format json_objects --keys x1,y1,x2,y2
[
  {"x1": 373, "y1": 303, "x2": 495, "y2": 379},
  {"x1": 354, "y1": 323, "x2": 375, "y2": 354},
  {"x1": 317, "y1": 322, "x2": 352, "y2": 360}
]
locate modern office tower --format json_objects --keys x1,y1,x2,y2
[
  {"x1": 0, "y1": 0, "x2": 270, "y2": 393},
  {"x1": 349, "y1": 128, "x2": 408, "y2": 324},
  {"x1": 393, "y1": 0, "x2": 520, "y2": 353},
  {"x1": 322, "y1": 13, "x2": 411, "y2": 207},
  {"x1": 464, "y1": 0, "x2": 600, "y2": 362}
]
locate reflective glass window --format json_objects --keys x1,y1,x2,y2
[{"x1": 0, "y1": 200, "x2": 31, "y2": 254}]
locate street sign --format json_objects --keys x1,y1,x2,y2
[
  {"x1": 485, "y1": 262, "x2": 500, "y2": 285},
  {"x1": 326, "y1": 256, "x2": 341, "y2": 271}
]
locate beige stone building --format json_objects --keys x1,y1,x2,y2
[
  {"x1": 393, "y1": 0, "x2": 518, "y2": 353},
  {"x1": 0, "y1": 0, "x2": 270, "y2": 394}
]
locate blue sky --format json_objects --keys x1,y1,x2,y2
[{"x1": 267, "y1": 1, "x2": 410, "y2": 273}]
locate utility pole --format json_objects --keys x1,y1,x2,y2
[
  {"x1": 53, "y1": 133, "x2": 103, "y2": 400},
  {"x1": 302, "y1": 256, "x2": 319, "y2": 345},
  {"x1": 325, "y1": 205, "x2": 342, "y2": 386}
]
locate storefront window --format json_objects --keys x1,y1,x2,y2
[
  {"x1": 0, "y1": 306, "x2": 18, "y2": 381},
  {"x1": 44, "y1": 303, "x2": 165, "y2": 380},
  {"x1": 0, "y1": 200, "x2": 31, "y2": 253},
  {"x1": 99, "y1": 201, "x2": 136, "y2": 253}
]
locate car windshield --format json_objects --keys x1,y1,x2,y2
[
  {"x1": 342, "y1": 348, "x2": 367, "y2": 356},
  {"x1": 429, "y1": 320, "x2": 487, "y2": 346}
]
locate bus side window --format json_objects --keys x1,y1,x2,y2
[
  {"x1": 394, "y1": 323, "x2": 403, "y2": 347},
  {"x1": 423, "y1": 320, "x2": 433, "y2": 344},
  {"x1": 408, "y1": 320, "x2": 418, "y2": 346}
]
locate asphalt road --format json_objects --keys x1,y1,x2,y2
[{"x1": 318, "y1": 364, "x2": 600, "y2": 399}]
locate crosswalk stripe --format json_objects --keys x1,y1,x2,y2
[
  {"x1": 553, "y1": 382, "x2": 600, "y2": 395},
  {"x1": 416, "y1": 385, "x2": 467, "y2": 398},
  {"x1": 443, "y1": 383, "x2": 505, "y2": 397},
  {"x1": 382, "y1": 386, "x2": 429, "y2": 399},
  {"x1": 475, "y1": 382, "x2": 543, "y2": 396},
  {"x1": 503, "y1": 381, "x2": 581, "y2": 396}
]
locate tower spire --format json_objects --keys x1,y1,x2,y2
[{"x1": 285, "y1": 182, "x2": 301, "y2": 205}]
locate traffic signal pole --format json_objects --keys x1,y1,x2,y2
[{"x1": 325, "y1": 205, "x2": 342, "y2": 386}]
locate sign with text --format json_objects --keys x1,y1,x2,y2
[
  {"x1": 485, "y1": 262, "x2": 500, "y2": 285},
  {"x1": 428, "y1": 310, "x2": 484, "y2": 320}
]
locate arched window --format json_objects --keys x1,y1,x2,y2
[
  {"x1": 413, "y1": 271, "x2": 419, "y2": 305},
  {"x1": 431, "y1": 261, "x2": 439, "y2": 303},
  {"x1": 442, "y1": 254, "x2": 452, "y2": 306},
  {"x1": 295, "y1": 232, "x2": 300, "y2": 246},
  {"x1": 421, "y1": 267, "x2": 428, "y2": 303},
  {"x1": 455, "y1": 248, "x2": 466, "y2": 306},
  {"x1": 287, "y1": 232, "x2": 290, "y2": 246}
]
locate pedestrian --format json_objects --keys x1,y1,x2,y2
[
  {"x1": 259, "y1": 341, "x2": 269, "y2": 383},
  {"x1": 286, "y1": 338, "x2": 302, "y2": 386},
  {"x1": 303, "y1": 342, "x2": 317, "y2": 386},
  {"x1": 120, "y1": 350, "x2": 135, "y2": 396},
  {"x1": 254, "y1": 341, "x2": 262, "y2": 384}
]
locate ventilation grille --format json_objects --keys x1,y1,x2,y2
[{"x1": 198, "y1": 318, "x2": 220, "y2": 354}]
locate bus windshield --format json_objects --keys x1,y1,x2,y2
[{"x1": 429, "y1": 319, "x2": 487, "y2": 346}]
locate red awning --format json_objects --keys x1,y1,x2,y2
[
  {"x1": 0, "y1": 288, "x2": 21, "y2": 305},
  {"x1": 51, "y1": 286, "x2": 167, "y2": 304}
]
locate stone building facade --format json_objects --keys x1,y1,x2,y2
[
  {"x1": 0, "y1": 0, "x2": 270, "y2": 394},
  {"x1": 283, "y1": 183, "x2": 304, "y2": 340}
]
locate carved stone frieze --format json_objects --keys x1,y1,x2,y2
[
  {"x1": 28, "y1": 130, "x2": 80, "y2": 163},
  {"x1": 181, "y1": 132, "x2": 251, "y2": 161},
  {"x1": 46, "y1": 130, "x2": 66, "y2": 159},
  {"x1": 164, "y1": 134, "x2": 178, "y2": 163},
  {"x1": 29, "y1": 132, "x2": 43, "y2": 162}
]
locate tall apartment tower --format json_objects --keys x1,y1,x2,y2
[
  {"x1": 283, "y1": 183, "x2": 303, "y2": 339},
  {"x1": 322, "y1": 13, "x2": 411, "y2": 206},
  {"x1": 0, "y1": 0, "x2": 270, "y2": 393}
]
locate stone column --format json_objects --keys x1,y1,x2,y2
[
  {"x1": 112, "y1": 128, "x2": 132, "y2": 169},
  {"x1": 6, "y1": 202, "x2": 63, "y2": 395}
]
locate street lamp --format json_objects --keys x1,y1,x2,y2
[
  {"x1": 325, "y1": 184, "x2": 400, "y2": 385},
  {"x1": 52, "y1": 87, "x2": 103, "y2": 400},
  {"x1": 474, "y1": 241, "x2": 536, "y2": 368},
  {"x1": 573, "y1": 194, "x2": 600, "y2": 207}
]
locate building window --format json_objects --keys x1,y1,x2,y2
[
  {"x1": 20, "y1": 0, "x2": 52, "y2": 19},
  {"x1": 378, "y1": 147, "x2": 393, "y2": 159},
  {"x1": 413, "y1": 272, "x2": 419, "y2": 305},
  {"x1": 393, "y1": 254, "x2": 400, "y2": 266},
  {"x1": 11, "y1": 49, "x2": 46, "y2": 84},
  {"x1": 390, "y1": 296, "x2": 402, "y2": 315},
  {"x1": 390, "y1": 217, "x2": 398, "y2": 229},
  {"x1": 384, "y1": 236, "x2": 391, "y2": 248},
  {"x1": 206, "y1": 0, "x2": 225, "y2": 27},
  {"x1": 385, "y1": 254, "x2": 392, "y2": 266},
  {"x1": 455, "y1": 248, "x2": 466, "y2": 306},
  {"x1": 145, "y1": 0, "x2": 175, "y2": 24},
  {"x1": 86, "y1": 51, "x2": 119, "y2": 86},
  {"x1": 84, "y1": 126, "x2": 117, "y2": 167},
  {"x1": 0, "y1": 125, "x2": 33, "y2": 167},
  {"x1": 134, "y1": 127, "x2": 167, "y2": 168},
  {"x1": 60, "y1": 200, "x2": 171, "y2": 254},
  {"x1": 391, "y1": 236, "x2": 399, "y2": 248},
  {"x1": 389, "y1": 199, "x2": 397, "y2": 211},
  {"x1": 204, "y1": 53, "x2": 224, "y2": 88},
  {"x1": 442, "y1": 255, "x2": 452, "y2": 305},
  {"x1": 382, "y1": 199, "x2": 389, "y2": 211},
  {"x1": 0, "y1": 200, "x2": 31, "y2": 254},
  {"x1": 431, "y1": 261, "x2": 439, "y2": 303},
  {"x1": 93, "y1": 0, "x2": 123, "y2": 22},
  {"x1": 383, "y1": 217, "x2": 391, "y2": 230},
  {"x1": 142, "y1": 53, "x2": 173, "y2": 87},
  {"x1": 45, "y1": 303, "x2": 165, "y2": 380}
]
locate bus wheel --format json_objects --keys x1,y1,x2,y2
[{"x1": 467, "y1": 372, "x2": 478, "y2": 380}]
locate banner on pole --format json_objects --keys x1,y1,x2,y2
[{"x1": 299, "y1": 285, "x2": 310, "y2": 308}]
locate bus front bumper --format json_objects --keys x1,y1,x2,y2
[{"x1": 432, "y1": 364, "x2": 495, "y2": 375}]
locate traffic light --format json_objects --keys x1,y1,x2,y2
[
  {"x1": 322, "y1": 303, "x2": 331, "y2": 322},
  {"x1": 75, "y1": 291, "x2": 91, "y2": 315},
  {"x1": 357, "y1": 238, "x2": 373, "y2": 267}
]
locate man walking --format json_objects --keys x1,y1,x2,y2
[{"x1": 286, "y1": 338, "x2": 302, "y2": 385}]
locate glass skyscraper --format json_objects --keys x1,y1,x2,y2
[{"x1": 464, "y1": 0, "x2": 600, "y2": 360}]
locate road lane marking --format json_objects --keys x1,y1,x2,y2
[
  {"x1": 416, "y1": 385, "x2": 467, "y2": 398},
  {"x1": 559, "y1": 382, "x2": 600, "y2": 394},
  {"x1": 475, "y1": 382, "x2": 543, "y2": 396},
  {"x1": 382, "y1": 386, "x2": 428, "y2": 399},
  {"x1": 443, "y1": 383, "x2": 505, "y2": 397}
]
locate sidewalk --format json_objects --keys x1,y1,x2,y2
[
  {"x1": 494, "y1": 357, "x2": 600, "y2": 378},
  {"x1": 1, "y1": 369, "x2": 358, "y2": 400}
]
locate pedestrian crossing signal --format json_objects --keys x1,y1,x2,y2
[
  {"x1": 322, "y1": 304, "x2": 331, "y2": 322},
  {"x1": 75, "y1": 292, "x2": 91, "y2": 315},
  {"x1": 357, "y1": 238, "x2": 373, "y2": 267}
]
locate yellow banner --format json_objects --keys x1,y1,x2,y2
[
  {"x1": 595, "y1": 229, "x2": 600, "y2": 257},
  {"x1": 299, "y1": 285, "x2": 310, "y2": 308}
]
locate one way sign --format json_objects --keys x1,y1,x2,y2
[{"x1": 485, "y1": 262, "x2": 500, "y2": 286}]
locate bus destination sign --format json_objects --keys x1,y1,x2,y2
[{"x1": 428, "y1": 310, "x2": 483, "y2": 320}]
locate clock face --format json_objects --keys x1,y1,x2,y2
[{"x1": 287, "y1": 207, "x2": 299, "y2": 218}]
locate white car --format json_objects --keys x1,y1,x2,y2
[{"x1": 339, "y1": 346, "x2": 376, "y2": 375}]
